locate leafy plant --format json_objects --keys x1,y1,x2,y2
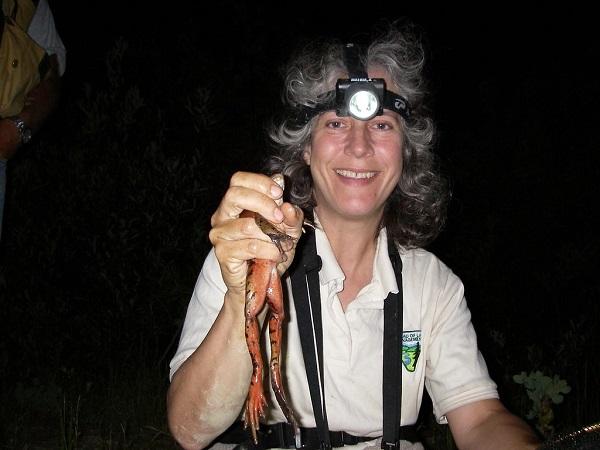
[{"x1": 513, "y1": 370, "x2": 571, "y2": 438}]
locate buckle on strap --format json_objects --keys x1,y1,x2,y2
[
  {"x1": 329, "y1": 431, "x2": 343, "y2": 447},
  {"x1": 330, "y1": 431, "x2": 362, "y2": 446},
  {"x1": 381, "y1": 441, "x2": 400, "y2": 450}
]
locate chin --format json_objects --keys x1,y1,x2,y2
[{"x1": 336, "y1": 203, "x2": 384, "y2": 221}]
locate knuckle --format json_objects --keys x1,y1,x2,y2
[
  {"x1": 210, "y1": 211, "x2": 219, "y2": 227},
  {"x1": 242, "y1": 217, "x2": 256, "y2": 235},
  {"x1": 213, "y1": 244, "x2": 225, "y2": 261},
  {"x1": 223, "y1": 187, "x2": 244, "y2": 211},
  {"x1": 230, "y1": 171, "x2": 245, "y2": 186},
  {"x1": 208, "y1": 227, "x2": 218, "y2": 244},
  {"x1": 247, "y1": 240, "x2": 258, "y2": 254},
  {"x1": 223, "y1": 187, "x2": 236, "y2": 203}
]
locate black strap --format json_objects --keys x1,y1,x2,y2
[
  {"x1": 290, "y1": 227, "x2": 405, "y2": 450},
  {"x1": 382, "y1": 237, "x2": 403, "y2": 449},
  {"x1": 343, "y1": 43, "x2": 367, "y2": 79},
  {"x1": 290, "y1": 227, "x2": 330, "y2": 449},
  {"x1": 217, "y1": 421, "x2": 419, "y2": 449}
]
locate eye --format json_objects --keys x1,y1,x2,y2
[
  {"x1": 372, "y1": 121, "x2": 394, "y2": 130},
  {"x1": 325, "y1": 120, "x2": 344, "y2": 129}
]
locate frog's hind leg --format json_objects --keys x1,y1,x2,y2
[
  {"x1": 265, "y1": 264, "x2": 299, "y2": 437},
  {"x1": 243, "y1": 259, "x2": 270, "y2": 443}
]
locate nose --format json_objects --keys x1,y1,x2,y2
[{"x1": 344, "y1": 121, "x2": 373, "y2": 158}]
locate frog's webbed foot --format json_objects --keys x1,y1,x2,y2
[
  {"x1": 243, "y1": 378, "x2": 268, "y2": 444},
  {"x1": 268, "y1": 234, "x2": 296, "y2": 263}
]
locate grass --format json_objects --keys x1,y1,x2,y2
[{"x1": 2, "y1": 365, "x2": 177, "y2": 448}]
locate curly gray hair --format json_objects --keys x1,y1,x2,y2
[{"x1": 266, "y1": 21, "x2": 449, "y2": 249}]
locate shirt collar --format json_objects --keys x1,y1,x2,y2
[
  {"x1": 314, "y1": 226, "x2": 345, "y2": 286},
  {"x1": 372, "y1": 227, "x2": 400, "y2": 296},
  {"x1": 312, "y1": 216, "x2": 399, "y2": 297}
]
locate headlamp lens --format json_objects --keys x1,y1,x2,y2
[{"x1": 348, "y1": 89, "x2": 379, "y2": 120}]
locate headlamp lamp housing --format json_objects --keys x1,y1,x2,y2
[
  {"x1": 294, "y1": 79, "x2": 411, "y2": 126},
  {"x1": 336, "y1": 78, "x2": 385, "y2": 121}
]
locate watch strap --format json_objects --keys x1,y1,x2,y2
[{"x1": 7, "y1": 116, "x2": 32, "y2": 144}]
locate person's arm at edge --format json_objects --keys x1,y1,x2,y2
[
  {"x1": 167, "y1": 174, "x2": 302, "y2": 449},
  {"x1": 167, "y1": 287, "x2": 252, "y2": 450},
  {"x1": 21, "y1": 54, "x2": 61, "y2": 134},
  {"x1": 447, "y1": 398, "x2": 542, "y2": 450},
  {"x1": 0, "y1": 54, "x2": 61, "y2": 159}
]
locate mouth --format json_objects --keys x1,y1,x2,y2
[{"x1": 335, "y1": 169, "x2": 378, "y2": 179}]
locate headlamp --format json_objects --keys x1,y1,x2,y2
[
  {"x1": 336, "y1": 78, "x2": 385, "y2": 121},
  {"x1": 294, "y1": 43, "x2": 411, "y2": 125}
]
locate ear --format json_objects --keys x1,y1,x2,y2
[{"x1": 302, "y1": 146, "x2": 311, "y2": 165}]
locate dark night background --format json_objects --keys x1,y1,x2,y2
[{"x1": 1, "y1": 3, "x2": 599, "y2": 448}]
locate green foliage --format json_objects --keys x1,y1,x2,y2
[
  {"x1": 513, "y1": 371, "x2": 571, "y2": 407},
  {"x1": 513, "y1": 370, "x2": 571, "y2": 438},
  {"x1": 484, "y1": 314, "x2": 598, "y2": 440}
]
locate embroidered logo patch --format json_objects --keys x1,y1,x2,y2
[{"x1": 402, "y1": 330, "x2": 421, "y2": 372}]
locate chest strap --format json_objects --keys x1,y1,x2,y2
[{"x1": 289, "y1": 227, "x2": 404, "y2": 450}]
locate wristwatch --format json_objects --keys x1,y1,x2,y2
[{"x1": 8, "y1": 116, "x2": 32, "y2": 144}]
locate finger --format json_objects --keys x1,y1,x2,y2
[
  {"x1": 209, "y1": 217, "x2": 275, "y2": 246},
  {"x1": 214, "y1": 237, "x2": 285, "y2": 265},
  {"x1": 211, "y1": 217, "x2": 286, "y2": 262},
  {"x1": 230, "y1": 172, "x2": 284, "y2": 203},
  {"x1": 211, "y1": 186, "x2": 282, "y2": 227},
  {"x1": 280, "y1": 203, "x2": 304, "y2": 239},
  {"x1": 211, "y1": 187, "x2": 283, "y2": 227},
  {"x1": 211, "y1": 175, "x2": 284, "y2": 227}
]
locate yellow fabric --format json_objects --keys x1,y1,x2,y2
[{"x1": 1, "y1": 0, "x2": 47, "y2": 118}]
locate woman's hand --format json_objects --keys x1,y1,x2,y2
[{"x1": 209, "y1": 171, "x2": 304, "y2": 298}]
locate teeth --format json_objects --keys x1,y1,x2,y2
[{"x1": 335, "y1": 169, "x2": 377, "y2": 179}]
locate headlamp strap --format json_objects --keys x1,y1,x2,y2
[
  {"x1": 292, "y1": 43, "x2": 412, "y2": 125},
  {"x1": 343, "y1": 43, "x2": 367, "y2": 79}
]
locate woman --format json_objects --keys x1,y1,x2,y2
[{"x1": 167, "y1": 21, "x2": 541, "y2": 450}]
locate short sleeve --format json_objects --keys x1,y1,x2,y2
[
  {"x1": 27, "y1": 0, "x2": 66, "y2": 75},
  {"x1": 424, "y1": 268, "x2": 499, "y2": 423},
  {"x1": 169, "y1": 248, "x2": 227, "y2": 380}
]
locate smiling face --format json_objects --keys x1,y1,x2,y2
[{"x1": 303, "y1": 69, "x2": 404, "y2": 226}]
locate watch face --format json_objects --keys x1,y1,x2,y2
[
  {"x1": 22, "y1": 128, "x2": 32, "y2": 143},
  {"x1": 9, "y1": 117, "x2": 31, "y2": 144}
]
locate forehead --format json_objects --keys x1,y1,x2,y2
[
  {"x1": 368, "y1": 66, "x2": 391, "y2": 82},
  {"x1": 319, "y1": 108, "x2": 402, "y2": 124}
]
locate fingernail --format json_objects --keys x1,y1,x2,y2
[
  {"x1": 271, "y1": 185, "x2": 283, "y2": 198},
  {"x1": 273, "y1": 208, "x2": 283, "y2": 221}
]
